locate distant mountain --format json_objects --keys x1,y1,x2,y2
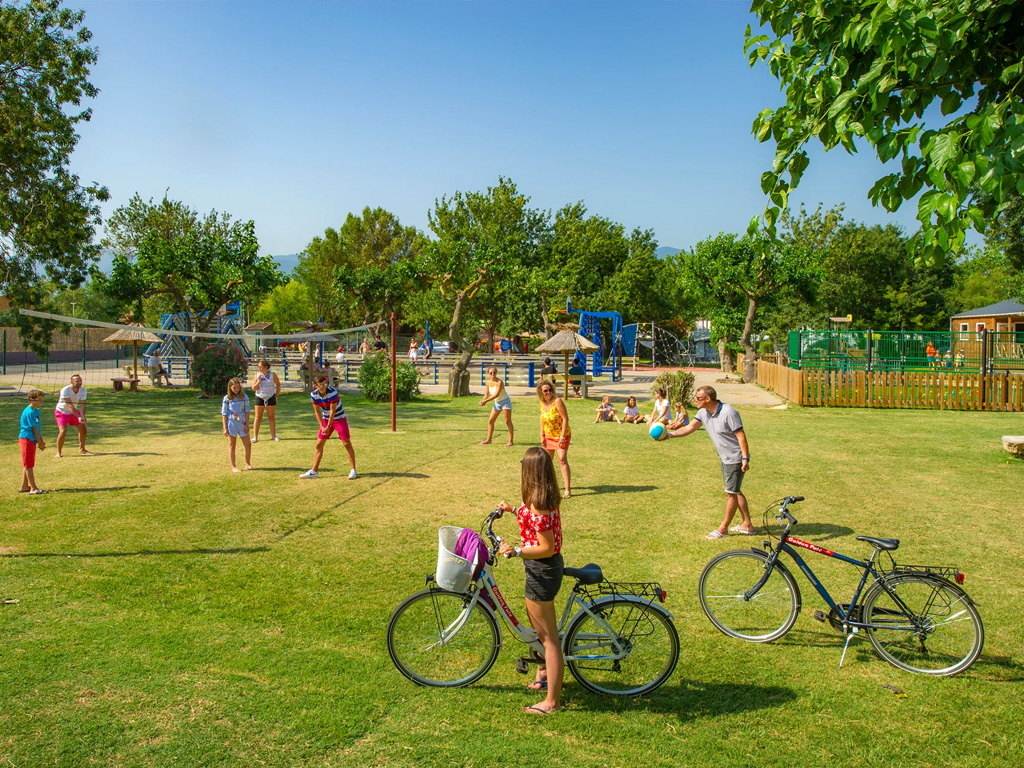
[
  {"x1": 656, "y1": 246, "x2": 681, "y2": 258},
  {"x1": 271, "y1": 253, "x2": 300, "y2": 275},
  {"x1": 92, "y1": 250, "x2": 301, "y2": 276}
]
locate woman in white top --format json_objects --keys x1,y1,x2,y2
[
  {"x1": 408, "y1": 339, "x2": 418, "y2": 362},
  {"x1": 479, "y1": 366, "x2": 514, "y2": 446},
  {"x1": 250, "y1": 359, "x2": 282, "y2": 442},
  {"x1": 651, "y1": 388, "x2": 670, "y2": 424}
]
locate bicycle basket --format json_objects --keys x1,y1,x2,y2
[{"x1": 436, "y1": 526, "x2": 477, "y2": 593}]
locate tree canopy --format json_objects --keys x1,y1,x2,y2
[
  {"x1": 746, "y1": 0, "x2": 1024, "y2": 261},
  {"x1": 1, "y1": 0, "x2": 108, "y2": 351},
  {"x1": 423, "y1": 177, "x2": 547, "y2": 395},
  {"x1": 106, "y1": 195, "x2": 281, "y2": 352}
]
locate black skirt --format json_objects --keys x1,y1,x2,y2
[{"x1": 524, "y1": 553, "x2": 564, "y2": 602}]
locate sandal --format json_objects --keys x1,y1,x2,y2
[
  {"x1": 28, "y1": 489, "x2": 48, "y2": 495},
  {"x1": 527, "y1": 680, "x2": 548, "y2": 691},
  {"x1": 705, "y1": 529, "x2": 727, "y2": 539},
  {"x1": 524, "y1": 705, "x2": 562, "y2": 715}
]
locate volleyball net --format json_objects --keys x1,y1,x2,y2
[{"x1": 0, "y1": 310, "x2": 387, "y2": 405}]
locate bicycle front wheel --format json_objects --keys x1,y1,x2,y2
[
  {"x1": 386, "y1": 588, "x2": 500, "y2": 687},
  {"x1": 698, "y1": 550, "x2": 800, "y2": 642},
  {"x1": 862, "y1": 574, "x2": 984, "y2": 676},
  {"x1": 565, "y1": 598, "x2": 679, "y2": 696}
]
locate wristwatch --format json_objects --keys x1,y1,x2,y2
[{"x1": 514, "y1": 546, "x2": 523, "y2": 558}]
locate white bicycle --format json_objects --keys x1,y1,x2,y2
[{"x1": 386, "y1": 508, "x2": 680, "y2": 696}]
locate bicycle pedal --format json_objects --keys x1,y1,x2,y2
[
  {"x1": 813, "y1": 610, "x2": 827, "y2": 623},
  {"x1": 514, "y1": 658, "x2": 530, "y2": 674}
]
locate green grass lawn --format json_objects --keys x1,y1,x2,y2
[{"x1": 1, "y1": 389, "x2": 1022, "y2": 767}]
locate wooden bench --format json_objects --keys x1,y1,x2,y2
[
  {"x1": 546, "y1": 372, "x2": 596, "y2": 397},
  {"x1": 111, "y1": 378, "x2": 140, "y2": 392}
]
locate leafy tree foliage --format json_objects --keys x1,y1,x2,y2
[
  {"x1": 296, "y1": 207, "x2": 425, "y2": 327},
  {"x1": 1, "y1": 0, "x2": 109, "y2": 353},
  {"x1": 682, "y1": 233, "x2": 812, "y2": 380},
  {"x1": 252, "y1": 280, "x2": 315, "y2": 335},
  {"x1": 423, "y1": 177, "x2": 547, "y2": 396},
  {"x1": 105, "y1": 195, "x2": 281, "y2": 356},
  {"x1": 746, "y1": 0, "x2": 1024, "y2": 261}
]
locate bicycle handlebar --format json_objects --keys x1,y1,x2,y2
[
  {"x1": 483, "y1": 508, "x2": 505, "y2": 557},
  {"x1": 776, "y1": 496, "x2": 803, "y2": 527}
]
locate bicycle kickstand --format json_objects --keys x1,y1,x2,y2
[{"x1": 838, "y1": 627, "x2": 859, "y2": 669}]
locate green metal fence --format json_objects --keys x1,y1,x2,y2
[{"x1": 788, "y1": 330, "x2": 1024, "y2": 373}]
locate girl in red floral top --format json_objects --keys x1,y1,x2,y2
[{"x1": 497, "y1": 446, "x2": 564, "y2": 714}]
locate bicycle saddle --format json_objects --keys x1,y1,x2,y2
[
  {"x1": 856, "y1": 536, "x2": 899, "y2": 551},
  {"x1": 564, "y1": 563, "x2": 603, "y2": 585}
]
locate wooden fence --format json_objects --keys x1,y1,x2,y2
[{"x1": 757, "y1": 360, "x2": 1024, "y2": 412}]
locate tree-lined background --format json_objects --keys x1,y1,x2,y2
[{"x1": 4, "y1": 0, "x2": 1023, "y2": 392}]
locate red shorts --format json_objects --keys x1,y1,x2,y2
[
  {"x1": 542, "y1": 433, "x2": 571, "y2": 453},
  {"x1": 318, "y1": 417, "x2": 351, "y2": 442},
  {"x1": 20, "y1": 438, "x2": 37, "y2": 468},
  {"x1": 55, "y1": 410, "x2": 80, "y2": 428}
]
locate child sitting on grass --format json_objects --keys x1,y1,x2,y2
[
  {"x1": 593, "y1": 395, "x2": 621, "y2": 423},
  {"x1": 667, "y1": 401, "x2": 690, "y2": 429},
  {"x1": 19, "y1": 389, "x2": 47, "y2": 494},
  {"x1": 622, "y1": 396, "x2": 647, "y2": 424}
]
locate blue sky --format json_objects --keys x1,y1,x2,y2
[{"x1": 70, "y1": 0, "x2": 927, "y2": 258}]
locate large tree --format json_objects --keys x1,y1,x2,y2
[
  {"x1": 105, "y1": 195, "x2": 281, "y2": 356},
  {"x1": 297, "y1": 207, "x2": 425, "y2": 327},
  {"x1": 683, "y1": 233, "x2": 811, "y2": 380},
  {"x1": 1, "y1": 0, "x2": 108, "y2": 352},
  {"x1": 423, "y1": 177, "x2": 547, "y2": 396},
  {"x1": 746, "y1": 0, "x2": 1024, "y2": 261}
]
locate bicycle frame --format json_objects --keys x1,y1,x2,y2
[
  {"x1": 760, "y1": 534, "x2": 881, "y2": 627},
  {"x1": 445, "y1": 560, "x2": 635, "y2": 663}
]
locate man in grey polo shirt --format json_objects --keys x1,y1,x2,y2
[{"x1": 668, "y1": 385, "x2": 753, "y2": 539}]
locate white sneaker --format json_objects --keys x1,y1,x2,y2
[
  {"x1": 299, "y1": 469, "x2": 319, "y2": 479},
  {"x1": 251, "y1": 437, "x2": 258, "y2": 443},
  {"x1": 348, "y1": 469, "x2": 358, "y2": 480},
  {"x1": 272, "y1": 436, "x2": 281, "y2": 441}
]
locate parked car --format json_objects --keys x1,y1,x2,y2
[{"x1": 419, "y1": 340, "x2": 460, "y2": 355}]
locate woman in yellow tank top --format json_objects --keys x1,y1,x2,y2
[{"x1": 537, "y1": 381, "x2": 571, "y2": 498}]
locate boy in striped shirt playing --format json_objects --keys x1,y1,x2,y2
[{"x1": 300, "y1": 375, "x2": 357, "y2": 480}]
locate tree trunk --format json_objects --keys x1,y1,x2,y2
[
  {"x1": 718, "y1": 339, "x2": 736, "y2": 373},
  {"x1": 740, "y1": 296, "x2": 759, "y2": 383},
  {"x1": 447, "y1": 293, "x2": 473, "y2": 397},
  {"x1": 540, "y1": 295, "x2": 552, "y2": 339}
]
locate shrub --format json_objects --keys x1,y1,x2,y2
[
  {"x1": 192, "y1": 344, "x2": 249, "y2": 396},
  {"x1": 358, "y1": 351, "x2": 420, "y2": 402},
  {"x1": 650, "y1": 369, "x2": 696, "y2": 407},
  {"x1": 758, "y1": 339, "x2": 774, "y2": 355}
]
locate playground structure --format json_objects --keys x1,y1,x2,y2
[
  {"x1": 622, "y1": 322, "x2": 700, "y2": 367},
  {"x1": 566, "y1": 299, "x2": 622, "y2": 381},
  {"x1": 789, "y1": 329, "x2": 1024, "y2": 373}
]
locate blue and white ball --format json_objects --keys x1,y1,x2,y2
[{"x1": 649, "y1": 422, "x2": 670, "y2": 441}]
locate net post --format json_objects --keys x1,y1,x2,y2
[{"x1": 390, "y1": 311, "x2": 397, "y2": 432}]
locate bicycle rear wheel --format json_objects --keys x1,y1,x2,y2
[
  {"x1": 862, "y1": 574, "x2": 984, "y2": 676},
  {"x1": 386, "y1": 588, "x2": 500, "y2": 687},
  {"x1": 564, "y1": 598, "x2": 679, "y2": 696},
  {"x1": 698, "y1": 550, "x2": 800, "y2": 642}
]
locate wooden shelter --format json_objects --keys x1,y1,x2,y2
[
  {"x1": 102, "y1": 326, "x2": 165, "y2": 385},
  {"x1": 535, "y1": 325, "x2": 599, "y2": 399}
]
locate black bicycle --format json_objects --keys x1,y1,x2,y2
[{"x1": 698, "y1": 496, "x2": 984, "y2": 676}]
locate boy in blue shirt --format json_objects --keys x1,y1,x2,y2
[{"x1": 19, "y1": 389, "x2": 47, "y2": 494}]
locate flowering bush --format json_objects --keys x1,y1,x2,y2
[
  {"x1": 358, "y1": 351, "x2": 420, "y2": 402},
  {"x1": 192, "y1": 344, "x2": 249, "y2": 395}
]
